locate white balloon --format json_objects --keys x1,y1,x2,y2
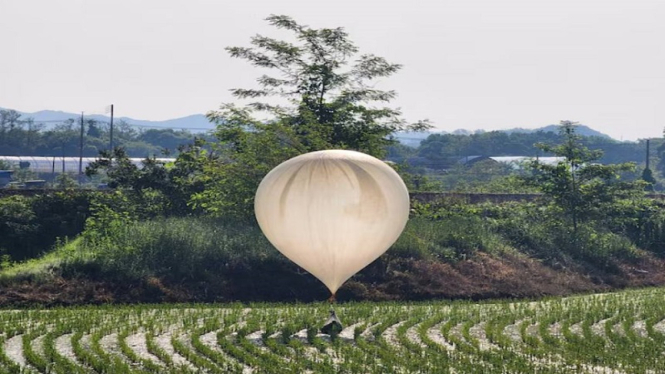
[{"x1": 254, "y1": 150, "x2": 410, "y2": 295}]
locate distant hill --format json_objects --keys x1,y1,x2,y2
[
  {"x1": 1, "y1": 108, "x2": 215, "y2": 132},
  {"x1": 394, "y1": 124, "x2": 613, "y2": 147},
  {"x1": 2, "y1": 107, "x2": 613, "y2": 144},
  {"x1": 502, "y1": 124, "x2": 612, "y2": 139}
]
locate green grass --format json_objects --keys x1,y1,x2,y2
[
  {"x1": 1, "y1": 288, "x2": 665, "y2": 373},
  {"x1": 0, "y1": 215, "x2": 525, "y2": 286},
  {"x1": 0, "y1": 238, "x2": 85, "y2": 285},
  {"x1": 0, "y1": 216, "x2": 522, "y2": 303}
]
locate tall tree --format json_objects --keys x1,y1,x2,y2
[
  {"x1": 524, "y1": 121, "x2": 641, "y2": 235},
  {"x1": 208, "y1": 14, "x2": 430, "y2": 156},
  {"x1": 196, "y1": 15, "x2": 430, "y2": 217}
]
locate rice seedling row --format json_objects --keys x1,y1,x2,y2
[{"x1": 2, "y1": 288, "x2": 665, "y2": 373}]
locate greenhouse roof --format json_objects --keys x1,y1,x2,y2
[{"x1": 490, "y1": 156, "x2": 565, "y2": 166}]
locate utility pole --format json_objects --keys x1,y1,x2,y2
[
  {"x1": 646, "y1": 139, "x2": 650, "y2": 170},
  {"x1": 79, "y1": 112, "x2": 84, "y2": 184},
  {"x1": 109, "y1": 104, "x2": 114, "y2": 151}
]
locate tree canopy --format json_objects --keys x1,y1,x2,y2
[
  {"x1": 194, "y1": 15, "x2": 430, "y2": 217},
  {"x1": 523, "y1": 121, "x2": 642, "y2": 234},
  {"x1": 208, "y1": 15, "x2": 430, "y2": 158}
]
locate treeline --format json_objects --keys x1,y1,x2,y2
[
  {"x1": 0, "y1": 109, "x2": 204, "y2": 158},
  {"x1": 388, "y1": 130, "x2": 659, "y2": 169},
  {"x1": 3, "y1": 107, "x2": 660, "y2": 171}
]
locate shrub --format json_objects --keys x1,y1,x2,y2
[
  {"x1": 414, "y1": 199, "x2": 643, "y2": 266},
  {"x1": 605, "y1": 198, "x2": 665, "y2": 256},
  {"x1": 0, "y1": 192, "x2": 92, "y2": 261},
  {"x1": 76, "y1": 217, "x2": 281, "y2": 283},
  {"x1": 392, "y1": 217, "x2": 508, "y2": 262}
]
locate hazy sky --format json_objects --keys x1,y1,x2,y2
[{"x1": 1, "y1": 0, "x2": 664, "y2": 140}]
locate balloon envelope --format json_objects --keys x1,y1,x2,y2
[{"x1": 254, "y1": 150, "x2": 410, "y2": 294}]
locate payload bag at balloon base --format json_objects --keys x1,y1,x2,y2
[{"x1": 254, "y1": 149, "x2": 410, "y2": 296}]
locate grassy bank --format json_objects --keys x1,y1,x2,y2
[{"x1": 2, "y1": 207, "x2": 665, "y2": 306}]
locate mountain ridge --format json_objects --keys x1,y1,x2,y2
[
  {"x1": 3, "y1": 109, "x2": 216, "y2": 131},
  {"x1": 2, "y1": 107, "x2": 614, "y2": 145},
  {"x1": 393, "y1": 125, "x2": 612, "y2": 147}
]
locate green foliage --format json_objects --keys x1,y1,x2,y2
[
  {"x1": 392, "y1": 217, "x2": 508, "y2": 261},
  {"x1": 412, "y1": 128, "x2": 651, "y2": 166},
  {"x1": 215, "y1": 15, "x2": 430, "y2": 155},
  {"x1": 393, "y1": 126, "x2": 659, "y2": 193},
  {"x1": 493, "y1": 205, "x2": 639, "y2": 264},
  {"x1": 4, "y1": 194, "x2": 665, "y2": 303},
  {"x1": 55, "y1": 172, "x2": 78, "y2": 189},
  {"x1": 523, "y1": 121, "x2": 643, "y2": 235},
  {"x1": 0, "y1": 192, "x2": 92, "y2": 261},
  {"x1": 83, "y1": 192, "x2": 138, "y2": 247},
  {"x1": 0, "y1": 196, "x2": 37, "y2": 258},
  {"x1": 605, "y1": 198, "x2": 665, "y2": 256},
  {"x1": 411, "y1": 199, "x2": 643, "y2": 265},
  {"x1": 12, "y1": 167, "x2": 37, "y2": 182},
  {"x1": 428, "y1": 129, "x2": 547, "y2": 156},
  {"x1": 430, "y1": 160, "x2": 533, "y2": 193},
  {"x1": 72, "y1": 217, "x2": 303, "y2": 294},
  {"x1": 80, "y1": 217, "x2": 273, "y2": 280},
  {"x1": 86, "y1": 146, "x2": 207, "y2": 216},
  {"x1": 197, "y1": 14, "x2": 430, "y2": 218},
  {"x1": 86, "y1": 148, "x2": 143, "y2": 188},
  {"x1": 0, "y1": 238, "x2": 81, "y2": 284},
  {"x1": 389, "y1": 162, "x2": 444, "y2": 192},
  {"x1": 189, "y1": 115, "x2": 302, "y2": 218}
]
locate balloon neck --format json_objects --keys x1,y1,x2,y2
[{"x1": 328, "y1": 294, "x2": 336, "y2": 304}]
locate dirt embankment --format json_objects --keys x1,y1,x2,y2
[{"x1": 2, "y1": 252, "x2": 665, "y2": 307}]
